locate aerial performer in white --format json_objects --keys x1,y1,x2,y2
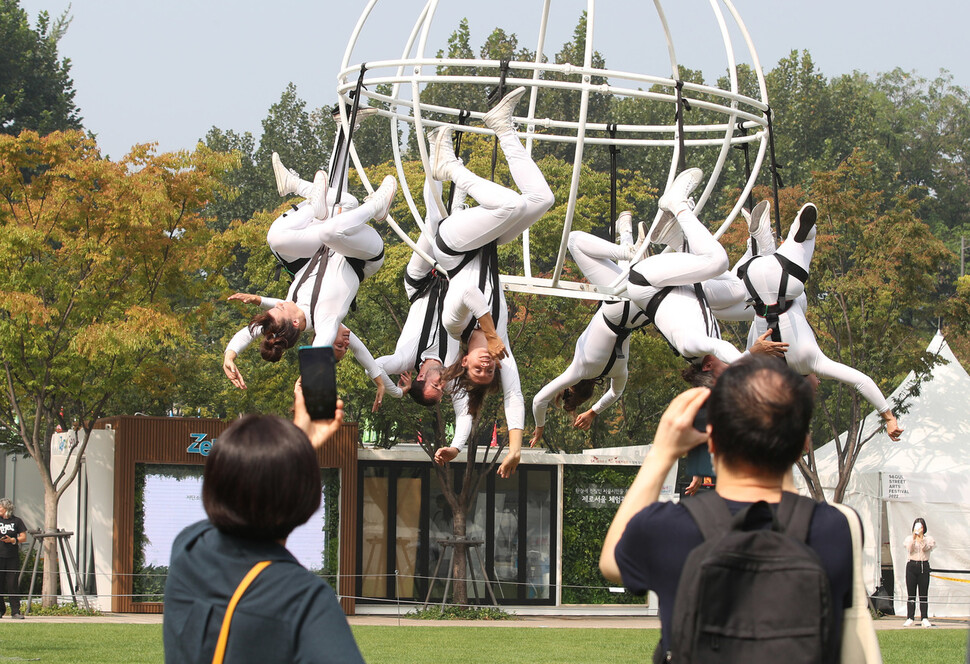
[
  {"x1": 623, "y1": 168, "x2": 787, "y2": 376},
  {"x1": 428, "y1": 86, "x2": 555, "y2": 477},
  {"x1": 530, "y1": 212, "x2": 649, "y2": 448},
  {"x1": 372, "y1": 173, "x2": 474, "y2": 451},
  {"x1": 714, "y1": 200, "x2": 903, "y2": 440},
  {"x1": 222, "y1": 130, "x2": 398, "y2": 395}
]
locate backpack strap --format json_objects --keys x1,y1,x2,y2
[
  {"x1": 776, "y1": 491, "x2": 816, "y2": 543},
  {"x1": 211, "y1": 560, "x2": 272, "y2": 664},
  {"x1": 682, "y1": 490, "x2": 733, "y2": 541}
]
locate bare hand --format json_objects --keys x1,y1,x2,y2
[
  {"x1": 750, "y1": 329, "x2": 788, "y2": 357},
  {"x1": 223, "y1": 351, "x2": 246, "y2": 390},
  {"x1": 228, "y1": 293, "x2": 261, "y2": 306},
  {"x1": 372, "y1": 377, "x2": 386, "y2": 412},
  {"x1": 486, "y1": 334, "x2": 507, "y2": 361},
  {"x1": 529, "y1": 426, "x2": 544, "y2": 448},
  {"x1": 573, "y1": 409, "x2": 597, "y2": 431},
  {"x1": 398, "y1": 371, "x2": 412, "y2": 394},
  {"x1": 434, "y1": 446, "x2": 459, "y2": 466},
  {"x1": 293, "y1": 379, "x2": 345, "y2": 450},
  {"x1": 652, "y1": 387, "x2": 710, "y2": 462},
  {"x1": 684, "y1": 475, "x2": 702, "y2": 496},
  {"x1": 497, "y1": 451, "x2": 520, "y2": 478},
  {"x1": 883, "y1": 412, "x2": 903, "y2": 441}
]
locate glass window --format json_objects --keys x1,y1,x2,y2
[
  {"x1": 525, "y1": 470, "x2": 553, "y2": 599},
  {"x1": 360, "y1": 466, "x2": 389, "y2": 598},
  {"x1": 492, "y1": 474, "x2": 520, "y2": 599}
]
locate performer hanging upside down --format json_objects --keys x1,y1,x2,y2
[
  {"x1": 373, "y1": 173, "x2": 474, "y2": 451},
  {"x1": 222, "y1": 151, "x2": 397, "y2": 389},
  {"x1": 623, "y1": 168, "x2": 787, "y2": 375},
  {"x1": 427, "y1": 86, "x2": 555, "y2": 476},
  {"x1": 530, "y1": 212, "x2": 648, "y2": 448},
  {"x1": 714, "y1": 201, "x2": 903, "y2": 440}
]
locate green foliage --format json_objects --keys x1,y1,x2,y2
[
  {"x1": 20, "y1": 601, "x2": 101, "y2": 616},
  {"x1": 561, "y1": 466, "x2": 640, "y2": 604},
  {"x1": 0, "y1": 0, "x2": 82, "y2": 135},
  {"x1": 406, "y1": 605, "x2": 512, "y2": 620}
]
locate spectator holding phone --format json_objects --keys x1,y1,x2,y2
[
  {"x1": 163, "y1": 383, "x2": 364, "y2": 663},
  {"x1": 903, "y1": 517, "x2": 936, "y2": 627},
  {"x1": 0, "y1": 499, "x2": 26, "y2": 619}
]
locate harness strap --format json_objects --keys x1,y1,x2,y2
[
  {"x1": 291, "y1": 246, "x2": 330, "y2": 329},
  {"x1": 330, "y1": 63, "x2": 368, "y2": 213},
  {"x1": 739, "y1": 253, "x2": 808, "y2": 343},
  {"x1": 765, "y1": 105, "x2": 784, "y2": 239},
  {"x1": 488, "y1": 60, "x2": 511, "y2": 182},
  {"x1": 608, "y1": 123, "x2": 619, "y2": 239},
  {"x1": 446, "y1": 110, "x2": 472, "y2": 215},
  {"x1": 211, "y1": 561, "x2": 272, "y2": 664},
  {"x1": 734, "y1": 119, "x2": 756, "y2": 213},
  {"x1": 461, "y1": 241, "x2": 501, "y2": 341},
  {"x1": 674, "y1": 80, "x2": 691, "y2": 173},
  {"x1": 413, "y1": 271, "x2": 449, "y2": 372}
]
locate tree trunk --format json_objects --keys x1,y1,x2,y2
[
  {"x1": 42, "y1": 488, "x2": 60, "y2": 609},
  {"x1": 451, "y1": 509, "x2": 468, "y2": 605}
]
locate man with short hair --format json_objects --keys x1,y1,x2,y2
[{"x1": 600, "y1": 355, "x2": 852, "y2": 658}]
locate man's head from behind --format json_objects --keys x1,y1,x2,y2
[{"x1": 707, "y1": 355, "x2": 813, "y2": 475}]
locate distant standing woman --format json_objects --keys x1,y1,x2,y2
[
  {"x1": 903, "y1": 517, "x2": 936, "y2": 627},
  {"x1": 0, "y1": 498, "x2": 27, "y2": 619}
]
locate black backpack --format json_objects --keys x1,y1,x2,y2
[{"x1": 660, "y1": 491, "x2": 835, "y2": 664}]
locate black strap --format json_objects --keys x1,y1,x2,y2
[
  {"x1": 331, "y1": 63, "x2": 368, "y2": 214},
  {"x1": 765, "y1": 106, "x2": 784, "y2": 239},
  {"x1": 446, "y1": 110, "x2": 472, "y2": 215},
  {"x1": 488, "y1": 59, "x2": 511, "y2": 182},
  {"x1": 608, "y1": 123, "x2": 619, "y2": 240},
  {"x1": 460, "y1": 241, "x2": 501, "y2": 341},
  {"x1": 674, "y1": 80, "x2": 691, "y2": 173},
  {"x1": 684, "y1": 490, "x2": 817, "y2": 543},
  {"x1": 413, "y1": 271, "x2": 449, "y2": 372},
  {"x1": 290, "y1": 246, "x2": 330, "y2": 329}
]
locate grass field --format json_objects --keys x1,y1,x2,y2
[{"x1": 0, "y1": 624, "x2": 964, "y2": 663}]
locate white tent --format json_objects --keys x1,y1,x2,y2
[{"x1": 803, "y1": 331, "x2": 970, "y2": 618}]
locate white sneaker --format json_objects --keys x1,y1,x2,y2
[
  {"x1": 483, "y1": 86, "x2": 527, "y2": 136},
  {"x1": 428, "y1": 127, "x2": 460, "y2": 182},
  {"x1": 647, "y1": 209, "x2": 683, "y2": 249},
  {"x1": 333, "y1": 105, "x2": 379, "y2": 130},
  {"x1": 272, "y1": 152, "x2": 310, "y2": 198},
  {"x1": 790, "y1": 202, "x2": 817, "y2": 243},
  {"x1": 615, "y1": 211, "x2": 633, "y2": 242},
  {"x1": 366, "y1": 175, "x2": 398, "y2": 221},
  {"x1": 921, "y1": 618, "x2": 932, "y2": 627},
  {"x1": 746, "y1": 199, "x2": 775, "y2": 256},
  {"x1": 657, "y1": 168, "x2": 703, "y2": 215},
  {"x1": 308, "y1": 170, "x2": 330, "y2": 221},
  {"x1": 902, "y1": 618, "x2": 914, "y2": 627}
]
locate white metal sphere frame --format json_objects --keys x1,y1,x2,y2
[{"x1": 336, "y1": 0, "x2": 771, "y2": 301}]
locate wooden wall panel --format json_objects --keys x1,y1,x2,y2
[{"x1": 106, "y1": 416, "x2": 358, "y2": 615}]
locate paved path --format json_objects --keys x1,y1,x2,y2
[{"x1": 8, "y1": 613, "x2": 968, "y2": 631}]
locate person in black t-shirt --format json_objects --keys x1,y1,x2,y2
[
  {"x1": 0, "y1": 498, "x2": 27, "y2": 619},
  {"x1": 599, "y1": 355, "x2": 852, "y2": 656}
]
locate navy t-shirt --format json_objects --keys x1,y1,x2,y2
[{"x1": 614, "y1": 496, "x2": 853, "y2": 654}]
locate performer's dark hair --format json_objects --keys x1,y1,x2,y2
[
  {"x1": 561, "y1": 378, "x2": 602, "y2": 412},
  {"x1": 707, "y1": 355, "x2": 813, "y2": 475},
  {"x1": 682, "y1": 361, "x2": 716, "y2": 388},
  {"x1": 912, "y1": 517, "x2": 928, "y2": 535},
  {"x1": 250, "y1": 311, "x2": 300, "y2": 362},
  {"x1": 203, "y1": 414, "x2": 321, "y2": 541},
  {"x1": 407, "y1": 379, "x2": 438, "y2": 408}
]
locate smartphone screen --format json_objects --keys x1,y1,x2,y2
[{"x1": 298, "y1": 346, "x2": 337, "y2": 420}]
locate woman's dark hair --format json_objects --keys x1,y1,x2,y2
[
  {"x1": 562, "y1": 378, "x2": 601, "y2": 412},
  {"x1": 912, "y1": 517, "x2": 928, "y2": 535},
  {"x1": 203, "y1": 414, "x2": 321, "y2": 541},
  {"x1": 441, "y1": 356, "x2": 501, "y2": 418},
  {"x1": 250, "y1": 311, "x2": 300, "y2": 363}
]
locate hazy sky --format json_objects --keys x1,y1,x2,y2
[{"x1": 19, "y1": 0, "x2": 970, "y2": 159}]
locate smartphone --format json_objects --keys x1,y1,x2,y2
[
  {"x1": 692, "y1": 404, "x2": 709, "y2": 433},
  {"x1": 298, "y1": 346, "x2": 337, "y2": 420}
]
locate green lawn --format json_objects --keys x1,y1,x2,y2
[{"x1": 0, "y1": 624, "x2": 964, "y2": 663}]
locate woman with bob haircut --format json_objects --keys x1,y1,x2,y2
[
  {"x1": 902, "y1": 517, "x2": 936, "y2": 627},
  {"x1": 163, "y1": 386, "x2": 364, "y2": 663}
]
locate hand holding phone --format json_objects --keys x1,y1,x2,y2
[{"x1": 299, "y1": 346, "x2": 337, "y2": 420}]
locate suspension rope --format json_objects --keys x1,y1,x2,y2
[
  {"x1": 608, "y1": 123, "x2": 619, "y2": 240},
  {"x1": 331, "y1": 63, "x2": 368, "y2": 215},
  {"x1": 734, "y1": 119, "x2": 756, "y2": 213},
  {"x1": 766, "y1": 106, "x2": 784, "y2": 238},
  {"x1": 489, "y1": 59, "x2": 511, "y2": 182},
  {"x1": 674, "y1": 80, "x2": 691, "y2": 173},
  {"x1": 446, "y1": 109, "x2": 472, "y2": 215}
]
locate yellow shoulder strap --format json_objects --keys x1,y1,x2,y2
[{"x1": 211, "y1": 560, "x2": 272, "y2": 664}]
